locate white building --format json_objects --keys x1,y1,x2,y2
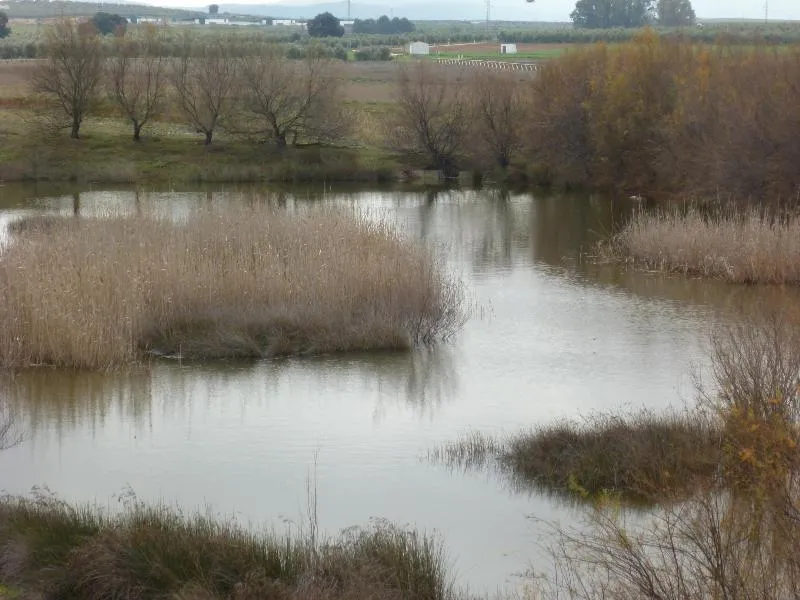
[
  {"x1": 500, "y1": 43, "x2": 518, "y2": 55},
  {"x1": 408, "y1": 41, "x2": 430, "y2": 56},
  {"x1": 273, "y1": 19, "x2": 302, "y2": 26}
]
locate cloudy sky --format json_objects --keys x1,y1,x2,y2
[{"x1": 157, "y1": 0, "x2": 797, "y2": 21}]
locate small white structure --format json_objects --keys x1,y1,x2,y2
[
  {"x1": 408, "y1": 41, "x2": 430, "y2": 56},
  {"x1": 500, "y1": 43, "x2": 518, "y2": 55},
  {"x1": 273, "y1": 19, "x2": 302, "y2": 26},
  {"x1": 206, "y1": 17, "x2": 230, "y2": 25}
]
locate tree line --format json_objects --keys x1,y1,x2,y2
[
  {"x1": 353, "y1": 16, "x2": 415, "y2": 35},
  {"x1": 33, "y1": 20, "x2": 347, "y2": 145},
  {"x1": 0, "y1": 11, "x2": 10, "y2": 39},
  {"x1": 396, "y1": 28, "x2": 800, "y2": 200},
  {"x1": 571, "y1": 0, "x2": 696, "y2": 28}
]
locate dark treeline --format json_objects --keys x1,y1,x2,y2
[
  {"x1": 352, "y1": 15, "x2": 414, "y2": 35},
  {"x1": 4, "y1": 21, "x2": 800, "y2": 59}
]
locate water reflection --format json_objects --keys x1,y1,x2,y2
[{"x1": 2, "y1": 348, "x2": 459, "y2": 438}]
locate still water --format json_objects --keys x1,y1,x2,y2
[{"x1": 0, "y1": 184, "x2": 775, "y2": 592}]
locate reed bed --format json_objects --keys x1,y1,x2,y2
[
  {"x1": 0, "y1": 206, "x2": 466, "y2": 369},
  {"x1": 608, "y1": 209, "x2": 800, "y2": 284},
  {"x1": 432, "y1": 410, "x2": 721, "y2": 503},
  {"x1": 0, "y1": 492, "x2": 458, "y2": 600}
]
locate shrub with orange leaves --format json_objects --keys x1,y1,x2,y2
[{"x1": 528, "y1": 30, "x2": 800, "y2": 201}]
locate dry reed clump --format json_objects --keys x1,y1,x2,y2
[
  {"x1": 607, "y1": 209, "x2": 800, "y2": 284},
  {"x1": 0, "y1": 492, "x2": 459, "y2": 600},
  {"x1": 0, "y1": 206, "x2": 466, "y2": 369}
]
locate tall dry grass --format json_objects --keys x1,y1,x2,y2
[
  {"x1": 0, "y1": 491, "x2": 459, "y2": 600},
  {"x1": 0, "y1": 207, "x2": 466, "y2": 369},
  {"x1": 608, "y1": 209, "x2": 800, "y2": 284}
]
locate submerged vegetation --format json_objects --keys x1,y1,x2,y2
[
  {"x1": 0, "y1": 491, "x2": 457, "y2": 600},
  {"x1": 0, "y1": 207, "x2": 466, "y2": 369},
  {"x1": 603, "y1": 209, "x2": 800, "y2": 284}
]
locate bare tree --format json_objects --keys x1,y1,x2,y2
[
  {"x1": 395, "y1": 62, "x2": 468, "y2": 176},
  {"x1": 469, "y1": 71, "x2": 527, "y2": 169},
  {"x1": 108, "y1": 24, "x2": 166, "y2": 142},
  {"x1": 171, "y1": 35, "x2": 239, "y2": 145},
  {"x1": 32, "y1": 19, "x2": 104, "y2": 139},
  {"x1": 238, "y1": 45, "x2": 348, "y2": 149}
]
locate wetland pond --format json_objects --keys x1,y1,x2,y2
[{"x1": 0, "y1": 184, "x2": 786, "y2": 593}]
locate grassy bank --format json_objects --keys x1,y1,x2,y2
[
  {"x1": 0, "y1": 493, "x2": 458, "y2": 600},
  {"x1": 0, "y1": 116, "x2": 402, "y2": 185},
  {"x1": 0, "y1": 206, "x2": 466, "y2": 369},
  {"x1": 604, "y1": 209, "x2": 800, "y2": 284}
]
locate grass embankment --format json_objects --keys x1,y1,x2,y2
[
  {"x1": 0, "y1": 59, "x2": 403, "y2": 185},
  {"x1": 0, "y1": 493, "x2": 457, "y2": 600},
  {"x1": 604, "y1": 209, "x2": 800, "y2": 284},
  {"x1": 434, "y1": 315, "x2": 800, "y2": 504},
  {"x1": 0, "y1": 206, "x2": 466, "y2": 369},
  {"x1": 0, "y1": 116, "x2": 402, "y2": 185}
]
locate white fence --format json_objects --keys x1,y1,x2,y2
[{"x1": 434, "y1": 58, "x2": 539, "y2": 72}]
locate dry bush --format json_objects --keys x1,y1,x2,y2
[
  {"x1": 171, "y1": 35, "x2": 239, "y2": 145},
  {"x1": 700, "y1": 313, "x2": 800, "y2": 496},
  {"x1": 394, "y1": 62, "x2": 469, "y2": 176},
  {"x1": 107, "y1": 24, "x2": 167, "y2": 142},
  {"x1": 32, "y1": 19, "x2": 104, "y2": 139},
  {"x1": 526, "y1": 48, "x2": 597, "y2": 187},
  {"x1": 528, "y1": 32, "x2": 800, "y2": 199},
  {"x1": 238, "y1": 45, "x2": 350, "y2": 148},
  {"x1": 466, "y1": 71, "x2": 528, "y2": 170},
  {"x1": 546, "y1": 490, "x2": 800, "y2": 600},
  {"x1": 0, "y1": 206, "x2": 466, "y2": 369},
  {"x1": 536, "y1": 313, "x2": 800, "y2": 599},
  {"x1": 608, "y1": 208, "x2": 800, "y2": 284}
]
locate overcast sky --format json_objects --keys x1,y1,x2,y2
[{"x1": 161, "y1": 0, "x2": 797, "y2": 22}]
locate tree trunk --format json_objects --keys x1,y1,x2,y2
[
  {"x1": 133, "y1": 122, "x2": 142, "y2": 142},
  {"x1": 204, "y1": 130, "x2": 213, "y2": 145},
  {"x1": 70, "y1": 117, "x2": 81, "y2": 139},
  {"x1": 275, "y1": 132, "x2": 287, "y2": 149}
]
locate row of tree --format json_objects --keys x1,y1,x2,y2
[
  {"x1": 30, "y1": 19, "x2": 529, "y2": 176},
  {"x1": 34, "y1": 21, "x2": 346, "y2": 145},
  {"x1": 0, "y1": 11, "x2": 10, "y2": 39},
  {"x1": 352, "y1": 16, "x2": 414, "y2": 35},
  {"x1": 571, "y1": 0, "x2": 696, "y2": 28}
]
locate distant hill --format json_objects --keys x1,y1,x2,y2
[
  {"x1": 5, "y1": 0, "x2": 202, "y2": 20},
  {"x1": 219, "y1": 1, "x2": 539, "y2": 21}
]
